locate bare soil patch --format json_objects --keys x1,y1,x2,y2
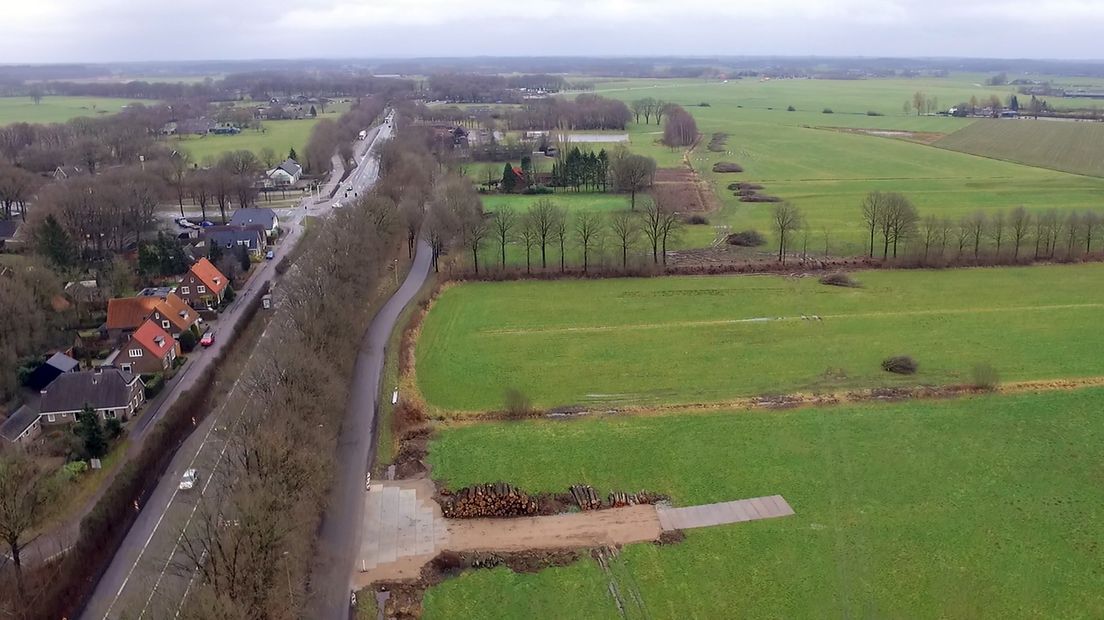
[
  {"x1": 826, "y1": 126, "x2": 946, "y2": 144},
  {"x1": 652, "y1": 166, "x2": 719, "y2": 213}
]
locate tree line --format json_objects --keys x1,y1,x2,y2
[
  {"x1": 504, "y1": 94, "x2": 632, "y2": 131},
  {"x1": 425, "y1": 73, "x2": 567, "y2": 103}
]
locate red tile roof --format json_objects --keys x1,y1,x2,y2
[
  {"x1": 188, "y1": 258, "x2": 228, "y2": 295},
  {"x1": 107, "y1": 297, "x2": 162, "y2": 331},
  {"x1": 130, "y1": 319, "x2": 174, "y2": 358},
  {"x1": 152, "y1": 293, "x2": 197, "y2": 331}
]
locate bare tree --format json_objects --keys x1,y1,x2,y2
[
  {"x1": 861, "y1": 191, "x2": 888, "y2": 258},
  {"x1": 662, "y1": 105, "x2": 698, "y2": 147},
  {"x1": 1008, "y1": 206, "x2": 1031, "y2": 260},
  {"x1": 399, "y1": 196, "x2": 423, "y2": 259},
  {"x1": 518, "y1": 213, "x2": 538, "y2": 273},
  {"x1": 987, "y1": 209, "x2": 1005, "y2": 257},
  {"x1": 0, "y1": 454, "x2": 55, "y2": 602},
  {"x1": 965, "y1": 211, "x2": 987, "y2": 259},
  {"x1": 920, "y1": 214, "x2": 940, "y2": 261},
  {"x1": 771, "y1": 202, "x2": 802, "y2": 264},
  {"x1": 491, "y1": 206, "x2": 517, "y2": 269},
  {"x1": 574, "y1": 211, "x2": 603, "y2": 273},
  {"x1": 529, "y1": 198, "x2": 558, "y2": 269},
  {"x1": 552, "y1": 207, "x2": 569, "y2": 272},
  {"x1": 1083, "y1": 210, "x2": 1101, "y2": 254},
  {"x1": 609, "y1": 210, "x2": 640, "y2": 269},
  {"x1": 610, "y1": 153, "x2": 656, "y2": 210},
  {"x1": 1065, "y1": 211, "x2": 1082, "y2": 257},
  {"x1": 885, "y1": 194, "x2": 918, "y2": 258}
]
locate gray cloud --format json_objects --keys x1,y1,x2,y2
[{"x1": 2, "y1": 0, "x2": 1103, "y2": 63}]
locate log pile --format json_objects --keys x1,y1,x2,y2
[
  {"x1": 441, "y1": 483, "x2": 538, "y2": 518},
  {"x1": 569, "y1": 485, "x2": 602, "y2": 511},
  {"x1": 607, "y1": 490, "x2": 664, "y2": 507}
]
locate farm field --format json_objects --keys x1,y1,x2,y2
[
  {"x1": 0, "y1": 95, "x2": 148, "y2": 125},
  {"x1": 574, "y1": 76, "x2": 1104, "y2": 255},
  {"x1": 936, "y1": 118, "x2": 1104, "y2": 178},
  {"x1": 169, "y1": 118, "x2": 318, "y2": 162},
  {"x1": 423, "y1": 387, "x2": 1104, "y2": 619},
  {"x1": 415, "y1": 263, "x2": 1104, "y2": 411}
]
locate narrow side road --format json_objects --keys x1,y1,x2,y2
[{"x1": 306, "y1": 238, "x2": 432, "y2": 619}]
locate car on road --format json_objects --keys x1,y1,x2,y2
[
  {"x1": 179, "y1": 469, "x2": 199, "y2": 490},
  {"x1": 200, "y1": 331, "x2": 214, "y2": 347},
  {"x1": 200, "y1": 220, "x2": 215, "y2": 227},
  {"x1": 265, "y1": 249, "x2": 275, "y2": 260}
]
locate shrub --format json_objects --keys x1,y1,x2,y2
[
  {"x1": 522, "y1": 184, "x2": 553, "y2": 195},
  {"x1": 504, "y1": 388, "x2": 532, "y2": 417},
  {"x1": 738, "y1": 194, "x2": 782, "y2": 203},
  {"x1": 685, "y1": 214, "x2": 709, "y2": 225},
  {"x1": 866, "y1": 110, "x2": 884, "y2": 116},
  {"x1": 105, "y1": 418, "x2": 124, "y2": 439},
  {"x1": 712, "y1": 162, "x2": 744, "y2": 173},
  {"x1": 819, "y1": 272, "x2": 861, "y2": 288},
  {"x1": 179, "y1": 329, "x2": 198, "y2": 353},
  {"x1": 393, "y1": 400, "x2": 428, "y2": 438},
  {"x1": 822, "y1": 108, "x2": 834, "y2": 114},
  {"x1": 972, "y1": 363, "x2": 1000, "y2": 391},
  {"x1": 697, "y1": 102, "x2": 711, "y2": 107},
  {"x1": 786, "y1": 105, "x2": 796, "y2": 112},
  {"x1": 882, "y1": 356, "x2": 918, "y2": 375},
  {"x1": 143, "y1": 374, "x2": 165, "y2": 398},
  {"x1": 727, "y1": 182, "x2": 763, "y2": 191},
  {"x1": 61, "y1": 460, "x2": 89, "y2": 481},
  {"x1": 725, "y1": 230, "x2": 766, "y2": 247}
]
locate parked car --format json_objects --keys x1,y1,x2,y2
[
  {"x1": 175, "y1": 217, "x2": 190, "y2": 227},
  {"x1": 200, "y1": 331, "x2": 214, "y2": 347},
  {"x1": 200, "y1": 220, "x2": 215, "y2": 228},
  {"x1": 265, "y1": 249, "x2": 275, "y2": 260},
  {"x1": 179, "y1": 468, "x2": 199, "y2": 490}
]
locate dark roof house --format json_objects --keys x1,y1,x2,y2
[
  {"x1": 39, "y1": 368, "x2": 143, "y2": 417},
  {"x1": 228, "y1": 208, "x2": 279, "y2": 233},
  {"x1": 0, "y1": 405, "x2": 42, "y2": 445},
  {"x1": 0, "y1": 220, "x2": 21, "y2": 248},
  {"x1": 202, "y1": 225, "x2": 266, "y2": 254},
  {"x1": 26, "y1": 352, "x2": 80, "y2": 391}
]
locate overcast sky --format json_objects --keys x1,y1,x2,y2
[{"x1": 3, "y1": 0, "x2": 1104, "y2": 63}]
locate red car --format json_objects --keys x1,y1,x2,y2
[{"x1": 199, "y1": 332, "x2": 214, "y2": 347}]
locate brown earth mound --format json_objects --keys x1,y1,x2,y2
[
  {"x1": 651, "y1": 166, "x2": 719, "y2": 213},
  {"x1": 712, "y1": 162, "x2": 744, "y2": 173}
]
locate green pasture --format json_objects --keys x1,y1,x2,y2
[
  {"x1": 936, "y1": 118, "x2": 1104, "y2": 178},
  {"x1": 0, "y1": 96, "x2": 148, "y2": 125},
  {"x1": 416, "y1": 263, "x2": 1104, "y2": 411},
  {"x1": 424, "y1": 387, "x2": 1104, "y2": 619},
  {"x1": 169, "y1": 118, "x2": 318, "y2": 163}
]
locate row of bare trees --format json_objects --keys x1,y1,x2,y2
[
  {"x1": 173, "y1": 148, "x2": 411, "y2": 620},
  {"x1": 503, "y1": 94, "x2": 633, "y2": 131},
  {"x1": 463, "y1": 194, "x2": 685, "y2": 275},
  {"x1": 860, "y1": 191, "x2": 1104, "y2": 262}
]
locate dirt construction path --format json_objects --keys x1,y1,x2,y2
[{"x1": 446, "y1": 505, "x2": 662, "y2": 552}]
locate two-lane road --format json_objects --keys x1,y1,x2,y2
[
  {"x1": 80, "y1": 114, "x2": 396, "y2": 620},
  {"x1": 307, "y1": 238, "x2": 432, "y2": 619}
]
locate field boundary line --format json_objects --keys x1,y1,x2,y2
[{"x1": 478, "y1": 303, "x2": 1104, "y2": 336}]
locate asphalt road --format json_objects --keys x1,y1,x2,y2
[
  {"x1": 306, "y1": 237, "x2": 432, "y2": 619},
  {"x1": 79, "y1": 114, "x2": 395, "y2": 620}
]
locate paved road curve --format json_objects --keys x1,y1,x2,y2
[
  {"x1": 307, "y1": 238, "x2": 432, "y2": 619},
  {"x1": 79, "y1": 115, "x2": 395, "y2": 620}
]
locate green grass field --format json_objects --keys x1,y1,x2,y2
[
  {"x1": 936, "y1": 118, "x2": 1104, "y2": 178},
  {"x1": 0, "y1": 96, "x2": 148, "y2": 125},
  {"x1": 169, "y1": 118, "x2": 318, "y2": 163},
  {"x1": 423, "y1": 387, "x2": 1104, "y2": 619},
  {"x1": 571, "y1": 76, "x2": 1104, "y2": 255},
  {"x1": 416, "y1": 264, "x2": 1104, "y2": 411}
]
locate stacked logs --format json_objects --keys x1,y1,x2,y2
[
  {"x1": 569, "y1": 485, "x2": 602, "y2": 511},
  {"x1": 441, "y1": 483, "x2": 538, "y2": 518},
  {"x1": 608, "y1": 490, "x2": 664, "y2": 507}
]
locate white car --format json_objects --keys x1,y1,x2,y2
[{"x1": 179, "y1": 468, "x2": 199, "y2": 490}]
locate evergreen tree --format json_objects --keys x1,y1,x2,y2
[
  {"x1": 288, "y1": 147, "x2": 298, "y2": 162},
  {"x1": 208, "y1": 242, "x2": 224, "y2": 265},
  {"x1": 520, "y1": 155, "x2": 533, "y2": 186},
  {"x1": 74, "y1": 405, "x2": 107, "y2": 460},
  {"x1": 35, "y1": 214, "x2": 76, "y2": 269},
  {"x1": 501, "y1": 162, "x2": 517, "y2": 193},
  {"x1": 309, "y1": 105, "x2": 317, "y2": 117},
  {"x1": 238, "y1": 244, "x2": 251, "y2": 272},
  {"x1": 137, "y1": 243, "x2": 161, "y2": 278}
]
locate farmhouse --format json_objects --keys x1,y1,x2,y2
[
  {"x1": 53, "y1": 165, "x2": 86, "y2": 181},
  {"x1": 176, "y1": 258, "x2": 228, "y2": 310},
  {"x1": 146, "y1": 292, "x2": 200, "y2": 340},
  {"x1": 105, "y1": 295, "x2": 163, "y2": 342},
  {"x1": 38, "y1": 367, "x2": 145, "y2": 425}
]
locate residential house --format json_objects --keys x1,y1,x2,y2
[
  {"x1": 26, "y1": 352, "x2": 80, "y2": 391},
  {"x1": 265, "y1": 158, "x2": 302, "y2": 187},
  {"x1": 177, "y1": 258, "x2": 228, "y2": 310},
  {"x1": 53, "y1": 165, "x2": 86, "y2": 181},
  {"x1": 229, "y1": 208, "x2": 279, "y2": 238},
  {"x1": 105, "y1": 295, "x2": 162, "y2": 342},
  {"x1": 116, "y1": 319, "x2": 178, "y2": 375},
  {"x1": 0, "y1": 406, "x2": 42, "y2": 446},
  {"x1": 0, "y1": 219, "x2": 22, "y2": 250},
  {"x1": 202, "y1": 225, "x2": 266, "y2": 256},
  {"x1": 39, "y1": 367, "x2": 145, "y2": 425},
  {"x1": 147, "y1": 293, "x2": 200, "y2": 340}
]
